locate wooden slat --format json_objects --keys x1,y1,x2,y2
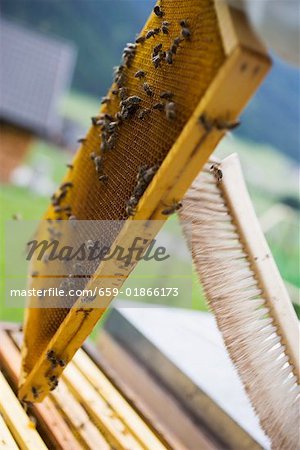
[
  {"x1": 0, "y1": 372, "x2": 47, "y2": 450},
  {"x1": 51, "y1": 381, "x2": 110, "y2": 450},
  {"x1": 96, "y1": 331, "x2": 221, "y2": 450},
  {"x1": 73, "y1": 348, "x2": 167, "y2": 450},
  {"x1": 0, "y1": 413, "x2": 19, "y2": 450},
  {"x1": 0, "y1": 329, "x2": 83, "y2": 450},
  {"x1": 63, "y1": 362, "x2": 144, "y2": 450},
  {"x1": 5, "y1": 329, "x2": 168, "y2": 449},
  {"x1": 9, "y1": 331, "x2": 109, "y2": 449}
]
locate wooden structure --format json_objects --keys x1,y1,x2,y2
[
  {"x1": 19, "y1": 0, "x2": 271, "y2": 403},
  {"x1": 0, "y1": 320, "x2": 259, "y2": 450},
  {"x1": 0, "y1": 323, "x2": 169, "y2": 450}
]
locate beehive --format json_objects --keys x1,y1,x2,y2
[{"x1": 19, "y1": 0, "x2": 271, "y2": 402}]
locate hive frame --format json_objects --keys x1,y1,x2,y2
[{"x1": 19, "y1": 0, "x2": 271, "y2": 402}]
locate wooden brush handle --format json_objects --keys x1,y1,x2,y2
[{"x1": 221, "y1": 153, "x2": 299, "y2": 379}]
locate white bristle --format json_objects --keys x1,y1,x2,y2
[{"x1": 180, "y1": 155, "x2": 299, "y2": 449}]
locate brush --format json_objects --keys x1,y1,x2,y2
[{"x1": 179, "y1": 153, "x2": 299, "y2": 449}]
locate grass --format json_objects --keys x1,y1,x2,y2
[{"x1": 1, "y1": 90, "x2": 299, "y2": 324}]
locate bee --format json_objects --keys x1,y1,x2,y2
[
  {"x1": 141, "y1": 165, "x2": 159, "y2": 183},
  {"x1": 107, "y1": 133, "x2": 118, "y2": 150},
  {"x1": 172, "y1": 37, "x2": 182, "y2": 54},
  {"x1": 152, "y1": 54, "x2": 163, "y2": 69},
  {"x1": 181, "y1": 28, "x2": 191, "y2": 39},
  {"x1": 161, "y1": 201, "x2": 182, "y2": 215},
  {"x1": 126, "y1": 42, "x2": 137, "y2": 49},
  {"x1": 93, "y1": 155, "x2": 104, "y2": 172},
  {"x1": 99, "y1": 174, "x2": 109, "y2": 184},
  {"x1": 126, "y1": 196, "x2": 138, "y2": 216},
  {"x1": 153, "y1": 5, "x2": 164, "y2": 17},
  {"x1": 77, "y1": 137, "x2": 86, "y2": 144},
  {"x1": 121, "y1": 96, "x2": 142, "y2": 107},
  {"x1": 31, "y1": 271, "x2": 39, "y2": 277},
  {"x1": 136, "y1": 165, "x2": 147, "y2": 182},
  {"x1": 106, "y1": 121, "x2": 118, "y2": 133},
  {"x1": 161, "y1": 21, "x2": 170, "y2": 34},
  {"x1": 104, "y1": 113, "x2": 115, "y2": 121},
  {"x1": 145, "y1": 29, "x2": 157, "y2": 39},
  {"x1": 153, "y1": 102, "x2": 165, "y2": 111},
  {"x1": 199, "y1": 114, "x2": 214, "y2": 132},
  {"x1": 180, "y1": 20, "x2": 188, "y2": 27},
  {"x1": 165, "y1": 102, "x2": 176, "y2": 120},
  {"x1": 215, "y1": 119, "x2": 240, "y2": 131},
  {"x1": 114, "y1": 65, "x2": 127, "y2": 87},
  {"x1": 86, "y1": 240, "x2": 94, "y2": 250},
  {"x1": 49, "y1": 375, "x2": 58, "y2": 383},
  {"x1": 180, "y1": 20, "x2": 191, "y2": 38},
  {"x1": 48, "y1": 375, "x2": 59, "y2": 391},
  {"x1": 91, "y1": 115, "x2": 103, "y2": 126},
  {"x1": 113, "y1": 64, "x2": 125, "y2": 76},
  {"x1": 116, "y1": 71, "x2": 127, "y2": 88},
  {"x1": 66, "y1": 163, "x2": 74, "y2": 169},
  {"x1": 47, "y1": 350, "x2": 58, "y2": 367},
  {"x1": 126, "y1": 204, "x2": 137, "y2": 217},
  {"x1": 134, "y1": 70, "x2": 146, "y2": 79},
  {"x1": 118, "y1": 87, "x2": 128, "y2": 101},
  {"x1": 137, "y1": 108, "x2": 151, "y2": 119},
  {"x1": 46, "y1": 350, "x2": 55, "y2": 360},
  {"x1": 73, "y1": 262, "x2": 84, "y2": 275},
  {"x1": 60, "y1": 182, "x2": 73, "y2": 190},
  {"x1": 101, "y1": 96, "x2": 110, "y2": 105},
  {"x1": 165, "y1": 51, "x2": 173, "y2": 64},
  {"x1": 122, "y1": 43, "x2": 136, "y2": 67},
  {"x1": 31, "y1": 386, "x2": 40, "y2": 399},
  {"x1": 199, "y1": 114, "x2": 240, "y2": 132},
  {"x1": 135, "y1": 35, "x2": 145, "y2": 44},
  {"x1": 153, "y1": 43, "x2": 163, "y2": 56},
  {"x1": 160, "y1": 91, "x2": 174, "y2": 100},
  {"x1": 143, "y1": 82, "x2": 154, "y2": 97},
  {"x1": 82, "y1": 294, "x2": 97, "y2": 303},
  {"x1": 112, "y1": 89, "x2": 119, "y2": 95},
  {"x1": 210, "y1": 164, "x2": 223, "y2": 183}
]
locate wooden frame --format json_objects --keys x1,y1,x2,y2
[
  {"x1": 0, "y1": 324, "x2": 169, "y2": 449},
  {"x1": 19, "y1": 0, "x2": 271, "y2": 402}
]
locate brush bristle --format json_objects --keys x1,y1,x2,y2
[{"x1": 180, "y1": 159, "x2": 300, "y2": 449}]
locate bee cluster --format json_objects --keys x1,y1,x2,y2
[
  {"x1": 26, "y1": 351, "x2": 66, "y2": 399},
  {"x1": 126, "y1": 164, "x2": 159, "y2": 216},
  {"x1": 46, "y1": 350, "x2": 65, "y2": 369},
  {"x1": 50, "y1": 182, "x2": 74, "y2": 220},
  {"x1": 81, "y1": 4, "x2": 193, "y2": 218}
]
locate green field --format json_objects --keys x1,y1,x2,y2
[{"x1": 1, "y1": 91, "x2": 299, "y2": 324}]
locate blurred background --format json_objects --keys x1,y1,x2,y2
[{"x1": 0, "y1": 0, "x2": 299, "y2": 323}]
